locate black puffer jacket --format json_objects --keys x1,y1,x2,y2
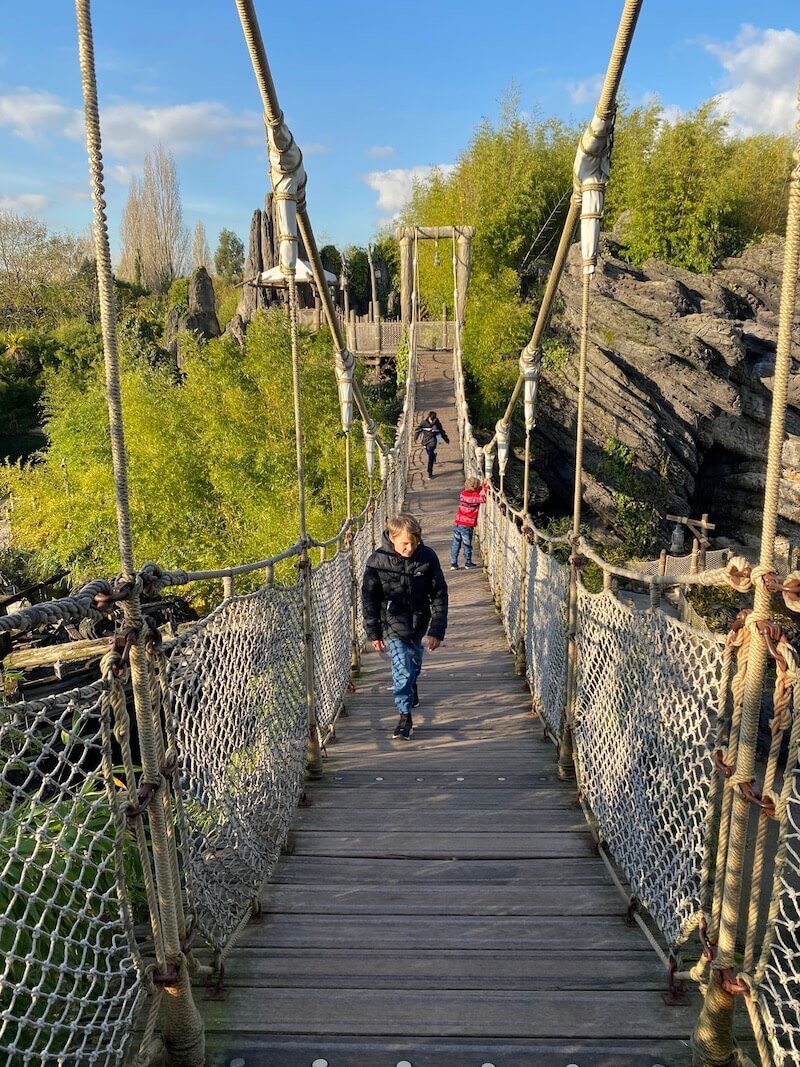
[{"x1": 362, "y1": 533, "x2": 448, "y2": 643}]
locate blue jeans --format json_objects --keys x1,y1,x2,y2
[
  {"x1": 388, "y1": 638, "x2": 423, "y2": 713},
  {"x1": 425, "y1": 445, "x2": 437, "y2": 476},
  {"x1": 451, "y1": 524, "x2": 474, "y2": 565}
]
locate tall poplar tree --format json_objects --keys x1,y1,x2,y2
[{"x1": 119, "y1": 145, "x2": 189, "y2": 291}]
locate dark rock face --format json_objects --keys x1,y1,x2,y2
[
  {"x1": 229, "y1": 193, "x2": 316, "y2": 341},
  {"x1": 164, "y1": 266, "x2": 221, "y2": 367},
  {"x1": 537, "y1": 237, "x2": 800, "y2": 560}
]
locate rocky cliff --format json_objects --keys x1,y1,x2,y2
[{"x1": 536, "y1": 237, "x2": 800, "y2": 560}]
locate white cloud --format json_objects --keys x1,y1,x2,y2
[
  {"x1": 93, "y1": 101, "x2": 261, "y2": 161},
  {"x1": 0, "y1": 192, "x2": 49, "y2": 213},
  {"x1": 706, "y1": 25, "x2": 800, "y2": 136},
  {"x1": 364, "y1": 164, "x2": 455, "y2": 215},
  {"x1": 566, "y1": 74, "x2": 603, "y2": 107},
  {"x1": 0, "y1": 89, "x2": 76, "y2": 141},
  {"x1": 0, "y1": 87, "x2": 262, "y2": 165},
  {"x1": 368, "y1": 145, "x2": 395, "y2": 158}
]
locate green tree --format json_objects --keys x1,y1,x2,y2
[
  {"x1": 0, "y1": 310, "x2": 393, "y2": 598},
  {"x1": 119, "y1": 146, "x2": 189, "y2": 292},
  {"x1": 214, "y1": 229, "x2": 245, "y2": 284},
  {"x1": 320, "y1": 244, "x2": 342, "y2": 279}
]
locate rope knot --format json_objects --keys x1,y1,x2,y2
[{"x1": 725, "y1": 556, "x2": 753, "y2": 592}]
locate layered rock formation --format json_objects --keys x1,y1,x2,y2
[
  {"x1": 536, "y1": 237, "x2": 800, "y2": 560},
  {"x1": 164, "y1": 266, "x2": 220, "y2": 367}
]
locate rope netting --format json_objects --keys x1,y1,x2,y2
[
  {"x1": 573, "y1": 588, "x2": 723, "y2": 946},
  {"x1": 164, "y1": 581, "x2": 307, "y2": 952},
  {"x1": 312, "y1": 552, "x2": 352, "y2": 734},
  {"x1": 0, "y1": 300, "x2": 417, "y2": 1060},
  {"x1": 0, "y1": 684, "x2": 145, "y2": 1065},
  {"x1": 525, "y1": 542, "x2": 569, "y2": 740},
  {"x1": 754, "y1": 764, "x2": 800, "y2": 1065},
  {"x1": 453, "y1": 309, "x2": 725, "y2": 954}
]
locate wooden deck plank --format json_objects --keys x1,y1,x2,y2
[
  {"x1": 291, "y1": 808, "x2": 587, "y2": 831},
  {"x1": 204, "y1": 1036, "x2": 694, "y2": 1067},
  {"x1": 219, "y1": 946, "x2": 666, "y2": 987},
  {"x1": 269, "y1": 856, "x2": 617, "y2": 886},
  {"x1": 260, "y1": 882, "x2": 624, "y2": 914},
  {"x1": 198, "y1": 349, "x2": 697, "y2": 1059},
  {"x1": 201, "y1": 987, "x2": 695, "y2": 1039},
  {"x1": 290, "y1": 830, "x2": 595, "y2": 859}
]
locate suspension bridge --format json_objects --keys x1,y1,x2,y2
[{"x1": 2, "y1": 1, "x2": 800, "y2": 1066}]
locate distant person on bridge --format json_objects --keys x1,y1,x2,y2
[
  {"x1": 414, "y1": 410, "x2": 449, "y2": 479},
  {"x1": 361, "y1": 512, "x2": 448, "y2": 740},
  {"x1": 450, "y1": 476, "x2": 488, "y2": 569}
]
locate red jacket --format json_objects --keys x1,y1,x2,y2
[{"x1": 454, "y1": 484, "x2": 487, "y2": 528}]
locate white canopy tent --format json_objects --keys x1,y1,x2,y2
[{"x1": 255, "y1": 258, "x2": 337, "y2": 288}]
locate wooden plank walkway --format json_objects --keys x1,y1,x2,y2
[{"x1": 202, "y1": 350, "x2": 699, "y2": 1066}]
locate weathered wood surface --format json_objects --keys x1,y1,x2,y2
[{"x1": 202, "y1": 350, "x2": 698, "y2": 1066}]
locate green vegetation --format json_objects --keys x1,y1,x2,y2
[
  {"x1": 1, "y1": 91, "x2": 792, "y2": 589},
  {"x1": 400, "y1": 93, "x2": 790, "y2": 560},
  {"x1": 214, "y1": 228, "x2": 245, "y2": 285},
  {"x1": 597, "y1": 438, "x2": 669, "y2": 557},
  {"x1": 1, "y1": 311, "x2": 393, "y2": 601}
]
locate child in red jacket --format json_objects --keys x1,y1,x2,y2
[{"x1": 450, "y1": 477, "x2": 488, "y2": 569}]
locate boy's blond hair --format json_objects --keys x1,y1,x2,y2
[
  {"x1": 387, "y1": 512, "x2": 422, "y2": 541},
  {"x1": 464, "y1": 477, "x2": 481, "y2": 491}
]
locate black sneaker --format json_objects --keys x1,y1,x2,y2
[
  {"x1": 450, "y1": 563, "x2": 459, "y2": 570},
  {"x1": 412, "y1": 683, "x2": 420, "y2": 708},
  {"x1": 392, "y1": 712, "x2": 413, "y2": 740},
  {"x1": 464, "y1": 561, "x2": 478, "y2": 569}
]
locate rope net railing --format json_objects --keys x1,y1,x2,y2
[
  {"x1": 0, "y1": 682, "x2": 146, "y2": 1065},
  {"x1": 573, "y1": 587, "x2": 723, "y2": 947},
  {"x1": 452, "y1": 44, "x2": 800, "y2": 1055},
  {"x1": 0, "y1": 270, "x2": 418, "y2": 1065},
  {"x1": 469, "y1": 420, "x2": 721, "y2": 953}
]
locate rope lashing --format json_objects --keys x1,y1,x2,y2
[
  {"x1": 335, "y1": 346, "x2": 356, "y2": 433},
  {"x1": 0, "y1": 578, "x2": 113, "y2": 635},
  {"x1": 574, "y1": 111, "x2": 615, "y2": 275},
  {"x1": 495, "y1": 419, "x2": 511, "y2": 478},
  {"x1": 518, "y1": 343, "x2": 542, "y2": 433}
]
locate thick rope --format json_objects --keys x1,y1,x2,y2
[
  {"x1": 558, "y1": 272, "x2": 592, "y2": 777},
  {"x1": 490, "y1": 0, "x2": 643, "y2": 442},
  {"x1": 74, "y1": 7, "x2": 205, "y2": 1061},
  {"x1": 74, "y1": 0, "x2": 134, "y2": 578},
  {"x1": 692, "y1": 88, "x2": 800, "y2": 1067}
]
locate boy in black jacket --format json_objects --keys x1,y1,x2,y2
[
  {"x1": 361, "y1": 512, "x2": 448, "y2": 740},
  {"x1": 414, "y1": 410, "x2": 450, "y2": 479}
]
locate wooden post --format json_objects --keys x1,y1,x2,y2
[
  {"x1": 658, "y1": 549, "x2": 667, "y2": 576},
  {"x1": 397, "y1": 228, "x2": 413, "y2": 327},
  {"x1": 700, "y1": 512, "x2": 709, "y2": 570},
  {"x1": 223, "y1": 575, "x2": 234, "y2": 599},
  {"x1": 455, "y1": 229, "x2": 473, "y2": 335}
]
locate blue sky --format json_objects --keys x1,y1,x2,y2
[{"x1": 1, "y1": 2, "x2": 798, "y2": 258}]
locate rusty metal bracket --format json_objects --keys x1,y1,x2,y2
[
  {"x1": 739, "y1": 780, "x2": 776, "y2": 819},
  {"x1": 203, "y1": 963, "x2": 227, "y2": 1001},
  {"x1": 756, "y1": 619, "x2": 788, "y2": 672},
  {"x1": 699, "y1": 915, "x2": 716, "y2": 961},
  {"x1": 713, "y1": 749, "x2": 735, "y2": 779},
  {"x1": 661, "y1": 956, "x2": 690, "y2": 1006},
  {"x1": 151, "y1": 962, "x2": 180, "y2": 987},
  {"x1": 126, "y1": 780, "x2": 160, "y2": 819},
  {"x1": 93, "y1": 580, "x2": 133, "y2": 613},
  {"x1": 720, "y1": 966, "x2": 748, "y2": 996}
]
